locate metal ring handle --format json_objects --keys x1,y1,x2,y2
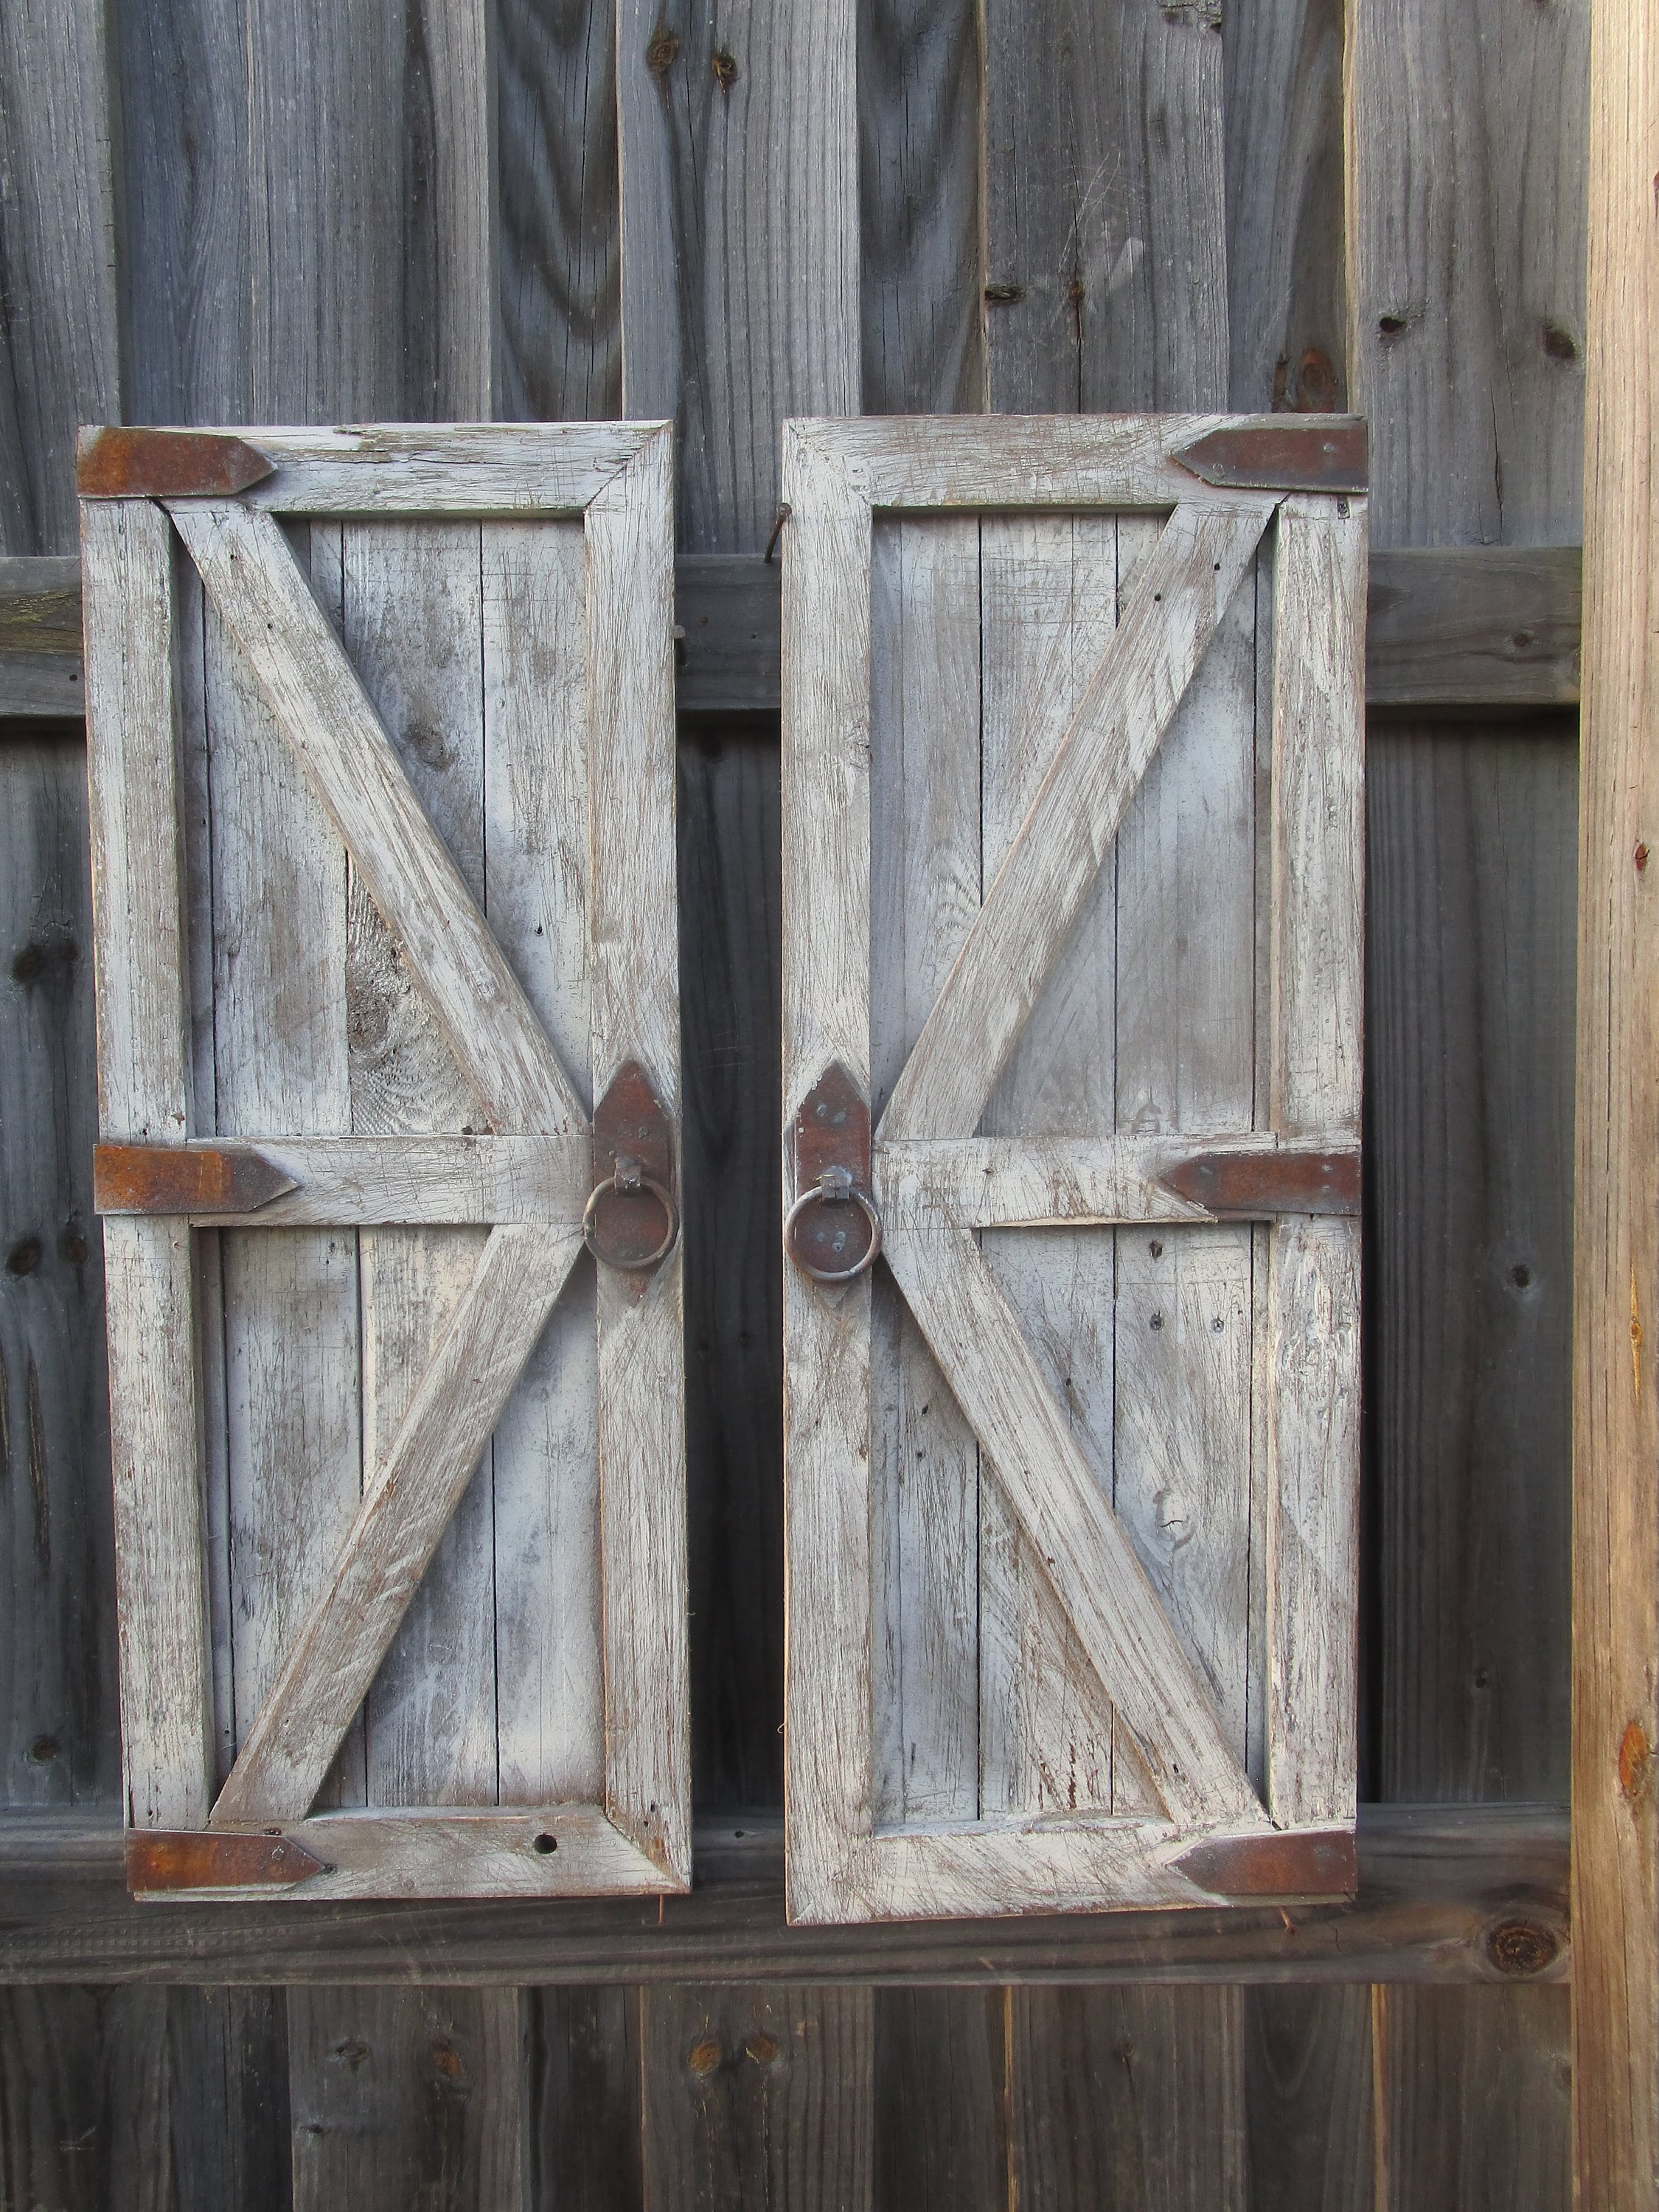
[
  {"x1": 785, "y1": 1170, "x2": 882, "y2": 1284},
  {"x1": 583, "y1": 1156, "x2": 679, "y2": 1271}
]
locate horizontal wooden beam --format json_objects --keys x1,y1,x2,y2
[
  {"x1": 1, "y1": 546, "x2": 1583, "y2": 722},
  {"x1": 0, "y1": 1802, "x2": 1566, "y2": 1986}
]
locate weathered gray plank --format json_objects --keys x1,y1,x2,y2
[
  {"x1": 981, "y1": 0, "x2": 1228, "y2": 413},
  {"x1": 616, "y1": 0, "x2": 859, "y2": 550},
  {"x1": 1242, "y1": 1988, "x2": 1374, "y2": 2212},
  {"x1": 498, "y1": 0, "x2": 622, "y2": 423},
  {"x1": 1372, "y1": 1986, "x2": 1569, "y2": 2211},
  {"x1": 639, "y1": 1986, "x2": 874, "y2": 2211},
  {"x1": 0, "y1": 735, "x2": 116, "y2": 1808},
  {"x1": 1347, "y1": 0, "x2": 1590, "y2": 549},
  {"x1": 872, "y1": 1989, "x2": 1006, "y2": 2212},
  {"x1": 0, "y1": 1802, "x2": 1571, "y2": 1983},
  {"x1": 1006, "y1": 1986, "x2": 1247, "y2": 2211},
  {"x1": 288, "y1": 1988, "x2": 525, "y2": 2211},
  {"x1": 1367, "y1": 548, "x2": 1582, "y2": 710},
  {"x1": 0, "y1": 0, "x2": 119, "y2": 552},
  {"x1": 859, "y1": 0, "x2": 984, "y2": 415},
  {"x1": 1222, "y1": 0, "x2": 1346, "y2": 413},
  {"x1": 526, "y1": 1986, "x2": 641, "y2": 2208}
]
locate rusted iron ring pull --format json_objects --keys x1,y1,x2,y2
[
  {"x1": 786, "y1": 1062, "x2": 880, "y2": 1284},
  {"x1": 785, "y1": 1165, "x2": 882, "y2": 1284},
  {"x1": 583, "y1": 1152, "x2": 679, "y2": 1270},
  {"x1": 585, "y1": 1059, "x2": 679, "y2": 1277}
]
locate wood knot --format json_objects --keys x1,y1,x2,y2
[
  {"x1": 1484, "y1": 1919, "x2": 1559, "y2": 1978},
  {"x1": 645, "y1": 24, "x2": 680, "y2": 72},
  {"x1": 688, "y1": 2037, "x2": 722, "y2": 2076},
  {"x1": 712, "y1": 46, "x2": 737, "y2": 90},
  {"x1": 745, "y1": 2033, "x2": 779, "y2": 2065},
  {"x1": 1620, "y1": 1720, "x2": 1653, "y2": 1806},
  {"x1": 984, "y1": 282, "x2": 1027, "y2": 306},
  {"x1": 1636, "y1": 843, "x2": 1649, "y2": 873}
]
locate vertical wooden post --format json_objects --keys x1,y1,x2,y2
[{"x1": 1573, "y1": 2, "x2": 1659, "y2": 2200}]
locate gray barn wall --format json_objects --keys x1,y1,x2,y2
[{"x1": 0, "y1": 0, "x2": 1584, "y2": 2201}]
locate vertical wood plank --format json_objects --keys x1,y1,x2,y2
[
  {"x1": 1242, "y1": 1988, "x2": 1373, "y2": 2212},
  {"x1": 859, "y1": 0, "x2": 984, "y2": 415},
  {"x1": 868, "y1": 515, "x2": 982, "y2": 1826},
  {"x1": 167, "y1": 1987, "x2": 293, "y2": 2212},
  {"x1": 1006, "y1": 1986, "x2": 1247, "y2": 2212},
  {"x1": 639, "y1": 1986, "x2": 873, "y2": 2212},
  {"x1": 0, "y1": 734, "x2": 118, "y2": 1809},
  {"x1": 616, "y1": 0, "x2": 859, "y2": 550},
  {"x1": 1372, "y1": 1986, "x2": 1568, "y2": 2212},
  {"x1": 83, "y1": 498, "x2": 213, "y2": 1832},
  {"x1": 1346, "y1": 0, "x2": 1590, "y2": 549},
  {"x1": 288, "y1": 1988, "x2": 526, "y2": 2212},
  {"x1": 0, "y1": 0, "x2": 119, "y2": 552},
  {"x1": 339, "y1": 521, "x2": 496, "y2": 1812},
  {"x1": 872, "y1": 1989, "x2": 1006, "y2": 2212},
  {"x1": 1222, "y1": 0, "x2": 1346, "y2": 413},
  {"x1": 526, "y1": 1987, "x2": 641, "y2": 2210},
  {"x1": 485, "y1": 519, "x2": 604, "y2": 1809},
  {"x1": 981, "y1": 0, "x2": 1228, "y2": 413},
  {"x1": 1571, "y1": 0, "x2": 1659, "y2": 2194},
  {"x1": 497, "y1": 0, "x2": 622, "y2": 423}
]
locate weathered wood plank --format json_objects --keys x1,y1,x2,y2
[
  {"x1": 497, "y1": 0, "x2": 622, "y2": 423},
  {"x1": 213, "y1": 1227, "x2": 580, "y2": 1826},
  {"x1": 0, "y1": 735, "x2": 117, "y2": 1809},
  {"x1": 171, "y1": 501, "x2": 585, "y2": 1138},
  {"x1": 1571, "y1": 0, "x2": 1658, "y2": 2195},
  {"x1": 873, "y1": 1989, "x2": 1006, "y2": 2211},
  {"x1": 880, "y1": 498, "x2": 1272, "y2": 1142},
  {"x1": 639, "y1": 1985, "x2": 874, "y2": 2211},
  {"x1": 1223, "y1": 0, "x2": 1346, "y2": 414},
  {"x1": 675, "y1": 557, "x2": 782, "y2": 713},
  {"x1": 0, "y1": 1801, "x2": 1569, "y2": 1983},
  {"x1": 1006, "y1": 1986, "x2": 1247, "y2": 2211},
  {"x1": 527, "y1": 1986, "x2": 641, "y2": 2207},
  {"x1": 1346, "y1": 0, "x2": 1590, "y2": 550},
  {"x1": 1372, "y1": 1986, "x2": 1569, "y2": 2211},
  {"x1": 859, "y1": 0, "x2": 984, "y2": 416},
  {"x1": 288, "y1": 1988, "x2": 525, "y2": 2212},
  {"x1": 0, "y1": 0, "x2": 119, "y2": 552},
  {"x1": 1242, "y1": 1987, "x2": 1374, "y2": 2212},
  {"x1": 616, "y1": 0, "x2": 859, "y2": 551},
  {"x1": 981, "y1": 0, "x2": 1228, "y2": 413}
]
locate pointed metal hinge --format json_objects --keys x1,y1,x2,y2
[{"x1": 1173, "y1": 419, "x2": 1368, "y2": 495}]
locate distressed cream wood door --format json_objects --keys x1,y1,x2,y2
[
  {"x1": 781, "y1": 416, "x2": 1366, "y2": 1924},
  {"x1": 82, "y1": 424, "x2": 687, "y2": 1900}
]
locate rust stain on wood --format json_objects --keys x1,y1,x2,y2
[
  {"x1": 1174, "y1": 1826, "x2": 1358, "y2": 1899},
  {"x1": 1173, "y1": 419, "x2": 1368, "y2": 495},
  {"x1": 93, "y1": 1142, "x2": 298, "y2": 1215},
  {"x1": 1618, "y1": 1720, "x2": 1652, "y2": 1806},
  {"x1": 1157, "y1": 1146, "x2": 1361, "y2": 1218},
  {"x1": 77, "y1": 427, "x2": 276, "y2": 499},
  {"x1": 125, "y1": 1827, "x2": 329, "y2": 1893}
]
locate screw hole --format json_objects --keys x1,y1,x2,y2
[
  {"x1": 29, "y1": 1735, "x2": 58, "y2": 1763},
  {"x1": 533, "y1": 1831, "x2": 557, "y2": 1854}
]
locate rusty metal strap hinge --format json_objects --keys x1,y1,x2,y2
[
  {"x1": 125, "y1": 1828, "x2": 330, "y2": 1896},
  {"x1": 1172, "y1": 419, "x2": 1368, "y2": 496},
  {"x1": 77, "y1": 426, "x2": 276, "y2": 500},
  {"x1": 786, "y1": 1062, "x2": 881, "y2": 1284},
  {"x1": 94, "y1": 1141, "x2": 297, "y2": 1215},
  {"x1": 1173, "y1": 1826, "x2": 1357, "y2": 1901},
  {"x1": 1157, "y1": 1147, "x2": 1360, "y2": 1219}
]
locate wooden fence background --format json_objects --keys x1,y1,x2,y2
[{"x1": 0, "y1": 0, "x2": 1586, "y2": 2202}]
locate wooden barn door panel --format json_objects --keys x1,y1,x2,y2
[
  {"x1": 83, "y1": 423, "x2": 688, "y2": 1901},
  {"x1": 781, "y1": 415, "x2": 1364, "y2": 1924}
]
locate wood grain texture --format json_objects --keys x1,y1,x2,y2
[
  {"x1": 1572, "y1": 0, "x2": 1658, "y2": 2196},
  {"x1": 0, "y1": 0, "x2": 118, "y2": 552},
  {"x1": 498, "y1": 0, "x2": 622, "y2": 423},
  {"x1": 0, "y1": 1801, "x2": 1571, "y2": 1982},
  {"x1": 1366, "y1": 546, "x2": 1582, "y2": 710},
  {"x1": 639, "y1": 1985, "x2": 874, "y2": 2211},
  {"x1": 981, "y1": 0, "x2": 1227, "y2": 414},
  {"x1": 1366, "y1": 729, "x2": 1576, "y2": 1804},
  {"x1": 1006, "y1": 1985, "x2": 1247, "y2": 2211},
  {"x1": 0, "y1": 735, "x2": 117, "y2": 1809},
  {"x1": 527, "y1": 1986, "x2": 642, "y2": 2208},
  {"x1": 1346, "y1": 0, "x2": 1590, "y2": 549},
  {"x1": 288, "y1": 1987, "x2": 525, "y2": 2211},
  {"x1": 859, "y1": 0, "x2": 984, "y2": 416},
  {"x1": 872, "y1": 1989, "x2": 1005, "y2": 2211},
  {"x1": 1242, "y1": 1987, "x2": 1374, "y2": 2212},
  {"x1": 172, "y1": 500, "x2": 585, "y2": 1138},
  {"x1": 616, "y1": 0, "x2": 858, "y2": 551},
  {"x1": 1223, "y1": 0, "x2": 1346, "y2": 414},
  {"x1": 1372, "y1": 1985, "x2": 1568, "y2": 2211}
]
